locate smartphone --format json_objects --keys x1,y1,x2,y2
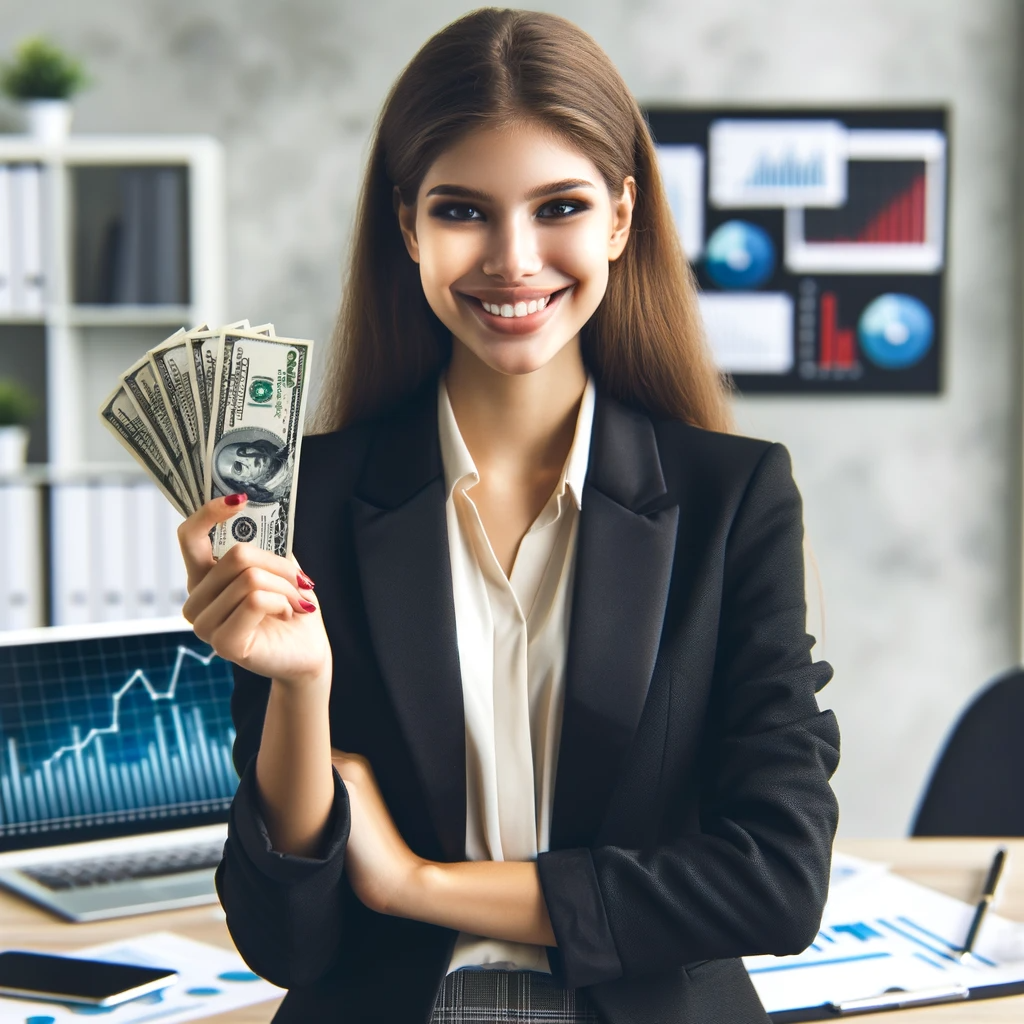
[{"x1": 0, "y1": 950, "x2": 178, "y2": 1007}]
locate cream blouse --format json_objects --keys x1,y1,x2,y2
[{"x1": 437, "y1": 374, "x2": 596, "y2": 975}]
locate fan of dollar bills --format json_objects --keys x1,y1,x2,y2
[{"x1": 99, "y1": 320, "x2": 314, "y2": 560}]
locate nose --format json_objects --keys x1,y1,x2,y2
[{"x1": 480, "y1": 211, "x2": 543, "y2": 281}]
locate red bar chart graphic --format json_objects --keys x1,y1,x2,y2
[
  {"x1": 855, "y1": 174, "x2": 925, "y2": 243},
  {"x1": 804, "y1": 161, "x2": 927, "y2": 245},
  {"x1": 819, "y1": 292, "x2": 857, "y2": 371}
]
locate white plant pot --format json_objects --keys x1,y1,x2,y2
[
  {"x1": 0, "y1": 425, "x2": 30, "y2": 472},
  {"x1": 22, "y1": 99, "x2": 74, "y2": 143}
]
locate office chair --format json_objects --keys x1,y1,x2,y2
[{"x1": 911, "y1": 667, "x2": 1024, "y2": 836}]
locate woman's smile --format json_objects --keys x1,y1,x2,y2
[{"x1": 457, "y1": 285, "x2": 574, "y2": 336}]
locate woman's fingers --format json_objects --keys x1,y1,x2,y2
[
  {"x1": 206, "y1": 589, "x2": 298, "y2": 663},
  {"x1": 182, "y1": 532, "x2": 313, "y2": 622},
  {"x1": 190, "y1": 564, "x2": 314, "y2": 643},
  {"x1": 177, "y1": 493, "x2": 249, "y2": 591}
]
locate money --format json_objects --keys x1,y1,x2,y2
[
  {"x1": 121, "y1": 350, "x2": 200, "y2": 510},
  {"x1": 98, "y1": 321, "x2": 313, "y2": 562},
  {"x1": 150, "y1": 328, "x2": 206, "y2": 510},
  {"x1": 99, "y1": 383, "x2": 190, "y2": 517},
  {"x1": 206, "y1": 329, "x2": 313, "y2": 558}
]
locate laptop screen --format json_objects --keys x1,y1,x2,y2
[{"x1": 0, "y1": 617, "x2": 238, "y2": 853}]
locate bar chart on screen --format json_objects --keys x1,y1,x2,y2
[{"x1": 0, "y1": 630, "x2": 239, "y2": 838}]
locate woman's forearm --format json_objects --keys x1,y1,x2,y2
[
  {"x1": 255, "y1": 668, "x2": 335, "y2": 856},
  {"x1": 398, "y1": 859, "x2": 556, "y2": 947}
]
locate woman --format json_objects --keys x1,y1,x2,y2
[{"x1": 177, "y1": 8, "x2": 840, "y2": 1022}]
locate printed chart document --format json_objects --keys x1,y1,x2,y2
[
  {"x1": 745, "y1": 858, "x2": 1024, "y2": 1020},
  {"x1": 0, "y1": 931, "x2": 283, "y2": 1024}
]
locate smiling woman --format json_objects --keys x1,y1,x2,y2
[{"x1": 179, "y1": 7, "x2": 841, "y2": 1024}]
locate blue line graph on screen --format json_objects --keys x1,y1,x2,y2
[{"x1": 0, "y1": 631, "x2": 239, "y2": 837}]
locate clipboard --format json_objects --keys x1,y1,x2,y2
[
  {"x1": 769, "y1": 979, "x2": 1024, "y2": 1021},
  {"x1": 744, "y1": 858, "x2": 1024, "y2": 1019}
]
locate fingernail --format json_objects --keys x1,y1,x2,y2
[
  {"x1": 297, "y1": 571, "x2": 315, "y2": 590},
  {"x1": 299, "y1": 599, "x2": 317, "y2": 613},
  {"x1": 224, "y1": 493, "x2": 247, "y2": 507}
]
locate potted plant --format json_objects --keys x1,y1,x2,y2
[
  {"x1": 0, "y1": 378, "x2": 38, "y2": 472},
  {"x1": 1, "y1": 36, "x2": 88, "y2": 143}
]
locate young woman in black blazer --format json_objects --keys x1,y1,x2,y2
[{"x1": 177, "y1": 8, "x2": 840, "y2": 1022}]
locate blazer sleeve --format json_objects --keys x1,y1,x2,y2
[
  {"x1": 214, "y1": 662, "x2": 353, "y2": 988},
  {"x1": 537, "y1": 442, "x2": 841, "y2": 989}
]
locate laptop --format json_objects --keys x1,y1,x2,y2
[{"x1": 0, "y1": 616, "x2": 239, "y2": 922}]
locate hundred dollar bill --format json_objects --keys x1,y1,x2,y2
[
  {"x1": 150, "y1": 326, "x2": 213, "y2": 511},
  {"x1": 122, "y1": 351, "x2": 199, "y2": 512},
  {"x1": 206, "y1": 328, "x2": 313, "y2": 558},
  {"x1": 185, "y1": 321, "x2": 274, "y2": 499},
  {"x1": 98, "y1": 383, "x2": 190, "y2": 517}
]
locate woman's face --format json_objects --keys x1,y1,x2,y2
[{"x1": 396, "y1": 121, "x2": 635, "y2": 378}]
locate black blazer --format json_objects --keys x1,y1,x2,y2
[{"x1": 216, "y1": 378, "x2": 841, "y2": 1024}]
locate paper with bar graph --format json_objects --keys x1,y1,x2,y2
[
  {"x1": 744, "y1": 862, "x2": 1024, "y2": 1015},
  {"x1": 0, "y1": 932, "x2": 282, "y2": 1024}
]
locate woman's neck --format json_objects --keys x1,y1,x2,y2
[{"x1": 443, "y1": 338, "x2": 588, "y2": 484}]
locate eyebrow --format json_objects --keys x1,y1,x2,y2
[{"x1": 424, "y1": 178, "x2": 597, "y2": 202}]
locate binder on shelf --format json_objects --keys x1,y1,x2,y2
[
  {"x1": 9, "y1": 163, "x2": 44, "y2": 315},
  {"x1": 161, "y1": 495, "x2": 188, "y2": 614},
  {"x1": 93, "y1": 480, "x2": 129, "y2": 622},
  {"x1": 0, "y1": 483, "x2": 44, "y2": 630},
  {"x1": 110, "y1": 166, "x2": 187, "y2": 305},
  {"x1": 0, "y1": 165, "x2": 11, "y2": 314},
  {"x1": 127, "y1": 480, "x2": 162, "y2": 619},
  {"x1": 51, "y1": 482, "x2": 93, "y2": 626}
]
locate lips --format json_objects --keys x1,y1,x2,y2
[{"x1": 460, "y1": 286, "x2": 572, "y2": 335}]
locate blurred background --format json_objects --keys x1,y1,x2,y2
[{"x1": 0, "y1": 0, "x2": 1020, "y2": 841}]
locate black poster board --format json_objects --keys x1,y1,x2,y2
[{"x1": 643, "y1": 108, "x2": 948, "y2": 394}]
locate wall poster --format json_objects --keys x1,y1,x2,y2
[{"x1": 645, "y1": 108, "x2": 948, "y2": 393}]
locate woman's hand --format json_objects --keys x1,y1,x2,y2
[
  {"x1": 178, "y1": 494, "x2": 331, "y2": 689},
  {"x1": 331, "y1": 748, "x2": 424, "y2": 915}
]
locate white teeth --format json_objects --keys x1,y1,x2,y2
[{"x1": 481, "y1": 292, "x2": 554, "y2": 317}]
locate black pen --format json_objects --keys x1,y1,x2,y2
[{"x1": 959, "y1": 845, "x2": 1008, "y2": 961}]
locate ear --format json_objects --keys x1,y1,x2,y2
[
  {"x1": 394, "y1": 185, "x2": 420, "y2": 264},
  {"x1": 608, "y1": 176, "x2": 636, "y2": 262}
]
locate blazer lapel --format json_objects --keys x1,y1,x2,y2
[
  {"x1": 349, "y1": 382, "x2": 467, "y2": 861},
  {"x1": 551, "y1": 394, "x2": 679, "y2": 850}
]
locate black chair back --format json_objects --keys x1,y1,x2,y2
[{"x1": 911, "y1": 667, "x2": 1024, "y2": 836}]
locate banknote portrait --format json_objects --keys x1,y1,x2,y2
[{"x1": 211, "y1": 427, "x2": 293, "y2": 503}]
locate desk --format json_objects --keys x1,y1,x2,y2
[{"x1": 1, "y1": 839, "x2": 1022, "y2": 1022}]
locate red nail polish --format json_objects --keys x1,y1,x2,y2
[
  {"x1": 224, "y1": 493, "x2": 247, "y2": 507},
  {"x1": 297, "y1": 571, "x2": 316, "y2": 590},
  {"x1": 299, "y1": 599, "x2": 317, "y2": 613}
]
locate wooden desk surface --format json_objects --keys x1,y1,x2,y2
[{"x1": 1, "y1": 838, "x2": 1022, "y2": 1022}]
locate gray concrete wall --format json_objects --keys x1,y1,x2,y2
[{"x1": 1, "y1": 0, "x2": 1019, "y2": 836}]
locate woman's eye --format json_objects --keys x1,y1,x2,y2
[
  {"x1": 431, "y1": 203, "x2": 482, "y2": 221},
  {"x1": 429, "y1": 200, "x2": 587, "y2": 221},
  {"x1": 538, "y1": 200, "x2": 587, "y2": 218}
]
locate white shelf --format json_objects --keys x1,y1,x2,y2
[
  {"x1": 0, "y1": 134, "x2": 222, "y2": 164},
  {"x1": 67, "y1": 305, "x2": 196, "y2": 328},
  {"x1": 0, "y1": 314, "x2": 45, "y2": 326}
]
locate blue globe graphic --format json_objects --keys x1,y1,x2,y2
[
  {"x1": 704, "y1": 220, "x2": 776, "y2": 290},
  {"x1": 857, "y1": 294, "x2": 934, "y2": 370}
]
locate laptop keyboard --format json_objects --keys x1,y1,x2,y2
[{"x1": 20, "y1": 840, "x2": 226, "y2": 891}]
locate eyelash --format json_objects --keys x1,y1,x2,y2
[{"x1": 429, "y1": 200, "x2": 589, "y2": 222}]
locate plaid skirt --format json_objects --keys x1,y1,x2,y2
[{"x1": 429, "y1": 969, "x2": 600, "y2": 1023}]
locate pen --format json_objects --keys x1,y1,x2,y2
[{"x1": 959, "y1": 845, "x2": 1008, "y2": 961}]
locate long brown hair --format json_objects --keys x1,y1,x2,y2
[{"x1": 310, "y1": 6, "x2": 733, "y2": 435}]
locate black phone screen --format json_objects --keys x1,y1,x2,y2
[{"x1": 0, "y1": 951, "x2": 177, "y2": 1004}]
